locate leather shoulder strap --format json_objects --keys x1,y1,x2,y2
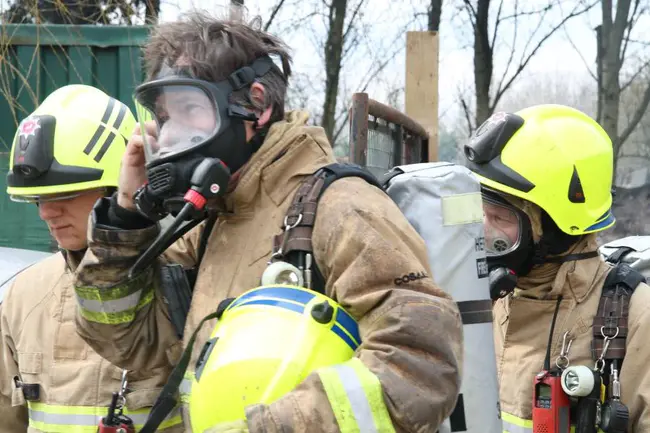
[
  {"x1": 591, "y1": 263, "x2": 645, "y2": 362},
  {"x1": 271, "y1": 163, "x2": 382, "y2": 293},
  {"x1": 272, "y1": 163, "x2": 382, "y2": 259}
]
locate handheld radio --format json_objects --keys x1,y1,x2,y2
[{"x1": 532, "y1": 296, "x2": 571, "y2": 433}]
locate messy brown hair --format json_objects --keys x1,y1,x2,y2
[{"x1": 144, "y1": 11, "x2": 293, "y2": 120}]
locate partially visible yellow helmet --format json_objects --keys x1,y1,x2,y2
[
  {"x1": 463, "y1": 104, "x2": 614, "y2": 236},
  {"x1": 189, "y1": 285, "x2": 360, "y2": 432},
  {"x1": 6, "y1": 84, "x2": 135, "y2": 200}
]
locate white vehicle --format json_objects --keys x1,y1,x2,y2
[
  {"x1": 599, "y1": 236, "x2": 650, "y2": 280},
  {"x1": 0, "y1": 247, "x2": 52, "y2": 303}
]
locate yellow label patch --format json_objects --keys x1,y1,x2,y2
[{"x1": 442, "y1": 192, "x2": 483, "y2": 226}]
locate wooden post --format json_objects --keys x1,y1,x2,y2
[{"x1": 405, "y1": 31, "x2": 439, "y2": 162}]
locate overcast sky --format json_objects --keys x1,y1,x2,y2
[
  {"x1": 157, "y1": 0, "x2": 642, "y2": 126},
  {"x1": 1, "y1": 0, "x2": 648, "y2": 128}
]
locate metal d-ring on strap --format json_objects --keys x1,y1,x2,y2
[{"x1": 595, "y1": 326, "x2": 620, "y2": 373}]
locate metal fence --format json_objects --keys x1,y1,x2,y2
[{"x1": 348, "y1": 92, "x2": 429, "y2": 178}]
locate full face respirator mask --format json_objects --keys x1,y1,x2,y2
[
  {"x1": 132, "y1": 55, "x2": 283, "y2": 221},
  {"x1": 127, "y1": 56, "x2": 284, "y2": 278}
]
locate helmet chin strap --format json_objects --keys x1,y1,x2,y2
[
  {"x1": 530, "y1": 210, "x2": 600, "y2": 265},
  {"x1": 543, "y1": 250, "x2": 600, "y2": 263}
]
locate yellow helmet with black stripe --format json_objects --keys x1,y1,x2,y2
[
  {"x1": 464, "y1": 104, "x2": 614, "y2": 236},
  {"x1": 6, "y1": 84, "x2": 135, "y2": 200}
]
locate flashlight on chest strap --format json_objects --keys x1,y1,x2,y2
[{"x1": 561, "y1": 365, "x2": 603, "y2": 433}]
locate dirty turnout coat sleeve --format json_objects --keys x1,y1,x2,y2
[
  {"x1": 73, "y1": 212, "x2": 196, "y2": 370},
  {"x1": 0, "y1": 304, "x2": 29, "y2": 432},
  {"x1": 246, "y1": 177, "x2": 463, "y2": 433}
]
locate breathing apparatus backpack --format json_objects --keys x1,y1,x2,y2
[{"x1": 264, "y1": 161, "x2": 503, "y2": 433}]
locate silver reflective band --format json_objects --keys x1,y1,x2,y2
[
  {"x1": 502, "y1": 420, "x2": 532, "y2": 433},
  {"x1": 332, "y1": 364, "x2": 380, "y2": 433},
  {"x1": 76, "y1": 289, "x2": 143, "y2": 314},
  {"x1": 180, "y1": 377, "x2": 192, "y2": 396},
  {"x1": 29, "y1": 410, "x2": 98, "y2": 426},
  {"x1": 28, "y1": 406, "x2": 182, "y2": 428}
]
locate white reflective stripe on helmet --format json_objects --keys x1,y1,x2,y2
[
  {"x1": 318, "y1": 358, "x2": 396, "y2": 433},
  {"x1": 27, "y1": 401, "x2": 182, "y2": 432},
  {"x1": 180, "y1": 371, "x2": 194, "y2": 404}
]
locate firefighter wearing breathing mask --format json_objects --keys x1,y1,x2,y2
[
  {"x1": 0, "y1": 85, "x2": 183, "y2": 432},
  {"x1": 463, "y1": 104, "x2": 650, "y2": 433},
  {"x1": 71, "y1": 13, "x2": 463, "y2": 433}
]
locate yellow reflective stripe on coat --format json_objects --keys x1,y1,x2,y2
[
  {"x1": 501, "y1": 412, "x2": 533, "y2": 433},
  {"x1": 501, "y1": 412, "x2": 604, "y2": 433},
  {"x1": 75, "y1": 271, "x2": 154, "y2": 324},
  {"x1": 318, "y1": 358, "x2": 396, "y2": 433},
  {"x1": 27, "y1": 401, "x2": 182, "y2": 433}
]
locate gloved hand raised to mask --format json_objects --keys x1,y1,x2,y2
[{"x1": 117, "y1": 120, "x2": 157, "y2": 211}]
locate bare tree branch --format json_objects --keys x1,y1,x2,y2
[
  {"x1": 462, "y1": 0, "x2": 478, "y2": 26},
  {"x1": 342, "y1": 0, "x2": 366, "y2": 41},
  {"x1": 562, "y1": 25, "x2": 598, "y2": 81},
  {"x1": 619, "y1": 0, "x2": 640, "y2": 65},
  {"x1": 617, "y1": 82, "x2": 650, "y2": 149},
  {"x1": 491, "y1": 0, "x2": 597, "y2": 111},
  {"x1": 497, "y1": 0, "x2": 517, "y2": 90},
  {"x1": 263, "y1": 0, "x2": 288, "y2": 31},
  {"x1": 620, "y1": 58, "x2": 650, "y2": 91},
  {"x1": 459, "y1": 93, "x2": 474, "y2": 135},
  {"x1": 499, "y1": 4, "x2": 553, "y2": 20},
  {"x1": 428, "y1": 0, "x2": 443, "y2": 31}
]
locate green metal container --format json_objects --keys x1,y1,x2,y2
[{"x1": 0, "y1": 24, "x2": 150, "y2": 252}]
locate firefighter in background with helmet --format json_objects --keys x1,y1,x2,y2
[
  {"x1": 464, "y1": 104, "x2": 650, "y2": 432},
  {"x1": 0, "y1": 84, "x2": 183, "y2": 433}
]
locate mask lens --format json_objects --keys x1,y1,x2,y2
[
  {"x1": 135, "y1": 84, "x2": 220, "y2": 164},
  {"x1": 482, "y1": 197, "x2": 522, "y2": 257}
]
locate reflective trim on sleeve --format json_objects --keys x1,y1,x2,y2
[
  {"x1": 27, "y1": 401, "x2": 182, "y2": 433},
  {"x1": 318, "y1": 358, "x2": 396, "y2": 433},
  {"x1": 75, "y1": 272, "x2": 154, "y2": 324}
]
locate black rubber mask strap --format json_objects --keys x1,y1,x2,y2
[{"x1": 544, "y1": 250, "x2": 600, "y2": 263}]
